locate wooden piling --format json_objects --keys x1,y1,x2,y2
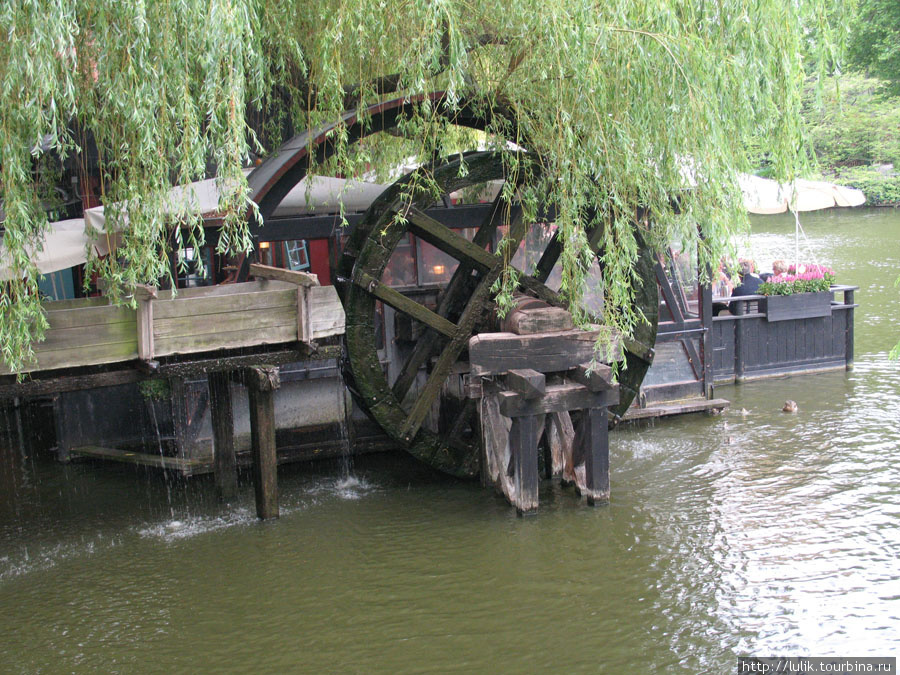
[
  {"x1": 207, "y1": 370, "x2": 237, "y2": 501},
  {"x1": 510, "y1": 414, "x2": 539, "y2": 515},
  {"x1": 246, "y1": 366, "x2": 281, "y2": 520},
  {"x1": 52, "y1": 394, "x2": 72, "y2": 463},
  {"x1": 581, "y1": 407, "x2": 610, "y2": 505}
]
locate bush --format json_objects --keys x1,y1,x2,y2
[
  {"x1": 803, "y1": 74, "x2": 900, "y2": 169},
  {"x1": 833, "y1": 169, "x2": 900, "y2": 206}
]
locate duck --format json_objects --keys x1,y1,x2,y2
[{"x1": 782, "y1": 400, "x2": 798, "y2": 413}]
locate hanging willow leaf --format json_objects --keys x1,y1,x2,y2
[{"x1": 0, "y1": 0, "x2": 844, "y2": 373}]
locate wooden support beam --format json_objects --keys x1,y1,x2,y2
[
  {"x1": 405, "y1": 206, "x2": 497, "y2": 270},
  {"x1": 501, "y1": 296, "x2": 574, "y2": 335},
  {"x1": 208, "y1": 370, "x2": 237, "y2": 501},
  {"x1": 297, "y1": 285, "x2": 312, "y2": 344},
  {"x1": 468, "y1": 329, "x2": 609, "y2": 376},
  {"x1": 245, "y1": 365, "x2": 281, "y2": 520},
  {"x1": 52, "y1": 394, "x2": 72, "y2": 463},
  {"x1": 249, "y1": 263, "x2": 318, "y2": 287},
  {"x1": 356, "y1": 271, "x2": 458, "y2": 338},
  {"x1": 580, "y1": 407, "x2": 610, "y2": 505},
  {"x1": 136, "y1": 293, "x2": 155, "y2": 361},
  {"x1": 505, "y1": 369, "x2": 546, "y2": 399},
  {"x1": 510, "y1": 414, "x2": 539, "y2": 515},
  {"x1": 498, "y1": 382, "x2": 619, "y2": 418},
  {"x1": 568, "y1": 362, "x2": 614, "y2": 392}
]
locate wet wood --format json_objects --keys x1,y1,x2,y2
[
  {"x1": 580, "y1": 407, "x2": 609, "y2": 504},
  {"x1": 154, "y1": 324, "x2": 297, "y2": 357},
  {"x1": 396, "y1": 266, "x2": 507, "y2": 443},
  {"x1": 356, "y1": 271, "x2": 458, "y2": 338},
  {"x1": 547, "y1": 411, "x2": 575, "y2": 481},
  {"x1": 468, "y1": 329, "x2": 608, "y2": 376},
  {"x1": 136, "y1": 287, "x2": 155, "y2": 361},
  {"x1": 1, "y1": 277, "x2": 344, "y2": 378},
  {"x1": 208, "y1": 370, "x2": 237, "y2": 501},
  {"x1": 0, "y1": 369, "x2": 143, "y2": 400},
  {"x1": 498, "y1": 382, "x2": 618, "y2": 417},
  {"x1": 249, "y1": 263, "x2": 318, "y2": 286},
  {"x1": 246, "y1": 365, "x2": 280, "y2": 519},
  {"x1": 405, "y1": 206, "x2": 496, "y2": 270},
  {"x1": 387, "y1": 197, "x2": 518, "y2": 402},
  {"x1": 308, "y1": 285, "x2": 346, "y2": 339},
  {"x1": 505, "y1": 369, "x2": 546, "y2": 399},
  {"x1": 501, "y1": 296, "x2": 574, "y2": 335},
  {"x1": 568, "y1": 362, "x2": 613, "y2": 391},
  {"x1": 70, "y1": 445, "x2": 209, "y2": 475},
  {"x1": 622, "y1": 397, "x2": 730, "y2": 420},
  {"x1": 510, "y1": 414, "x2": 539, "y2": 514},
  {"x1": 153, "y1": 287, "x2": 297, "y2": 319}
]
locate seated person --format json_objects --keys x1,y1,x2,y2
[
  {"x1": 733, "y1": 259, "x2": 762, "y2": 296},
  {"x1": 712, "y1": 260, "x2": 735, "y2": 315}
]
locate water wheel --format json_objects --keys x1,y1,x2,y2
[
  {"x1": 339, "y1": 152, "x2": 658, "y2": 478},
  {"x1": 247, "y1": 95, "x2": 657, "y2": 479}
]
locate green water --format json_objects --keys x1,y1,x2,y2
[{"x1": 1, "y1": 208, "x2": 898, "y2": 673}]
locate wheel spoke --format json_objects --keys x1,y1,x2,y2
[
  {"x1": 390, "y1": 196, "x2": 519, "y2": 402},
  {"x1": 405, "y1": 206, "x2": 496, "y2": 270},
  {"x1": 355, "y1": 271, "x2": 458, "y2": 338},
  {"x1": 398, "y1": 273, "x2": 495, "y2": 441},
  {"x1": 398, "y1": 215, "x2": 530, "y2": 441}
]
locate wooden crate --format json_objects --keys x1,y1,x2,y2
[
  {"x1": 3, "y1": 265, "x2": 346, "y2": 376},
  {"x1": 1, "y1": 297, "x2": 138, "y2": 374},
  {"x1": 150, "y1": 280, "x2": 300, "y2": 357}
]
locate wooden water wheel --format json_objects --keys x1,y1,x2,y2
[
  {"x1": 248, "y1": 96, "x2": 658, "y2": 479},
  {"x1": 338, "y1": 153, "x2": 658, "y2": 478}
]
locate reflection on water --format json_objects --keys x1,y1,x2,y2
[{"x1": 0, "y1": 208, "x2": 898, "y2": 673}]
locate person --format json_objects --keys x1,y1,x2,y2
[
  {"x1": 712, "y1": 259, "x2": 734, "y2": 316},
  {"x1": 733, "y1": 258, "x2": 762, "y2": 296},
  {"x1": 760, "y1": 259, "x2": 787, "y2": 282},
  {"x1": 713, "y1": 260, "x2": 734, "y2": 298}
]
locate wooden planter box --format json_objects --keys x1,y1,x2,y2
[{"x1": 762, "y1": 290, "x2": 833, "y2": 322}]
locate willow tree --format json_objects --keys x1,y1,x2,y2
[{"x1": 0, "y1": 0, "x2": 842, "y2": 372}]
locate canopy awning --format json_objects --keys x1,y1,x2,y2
[
  {"x1": 0, "y1": 218, "x2": 114, "y2": 281},
  {"x1": 83, "y1": 175, "x2": 390, "y2": 234}
]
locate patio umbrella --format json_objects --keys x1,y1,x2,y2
[
  {"x1": 739, "y1": 175, "x2": 866, "y2": 214},
  {"x1": 739, "y1": 175, "x2": 866, "y2": 271}
]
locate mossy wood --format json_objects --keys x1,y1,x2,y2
[{"x1": 341, "y1": 152, "x2": 659, "y2": 478}]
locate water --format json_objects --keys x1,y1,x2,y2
[{"x1": 1, "y1": 208, "x2": 898, "y2": 673}]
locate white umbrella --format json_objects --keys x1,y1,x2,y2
[
  {"x1": 740, "y1": 175, "x2": 866, "y2": 214},
  {"x1": 739, "y1": 175, "x2": 865, "y2": 272},
  {"x1": 0, "y1": 218, "x2": 114, "y2": 281}
]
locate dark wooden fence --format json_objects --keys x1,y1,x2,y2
[{"x1": 710, "y1": 285, "x2": 857, "y2": 383}]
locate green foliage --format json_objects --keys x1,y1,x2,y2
[
  {"x1": 803, "y1": 73, "x2": 900, "y2": 168},
  {"x1": 0, "y1": 0, "x2": 844, "y2": 372},
  {"x1": 834, "y1": 169, "x2": 900, "y2": 207},
  {"x1": 847, "y1": 0, "x2": 900, "y2": 93},
  {"x1": 759, "y1": 274, "x2": 835, "y2": 296},
  {"x1": 138, "y1": 379, "x2": 170, "y2": 402}
]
